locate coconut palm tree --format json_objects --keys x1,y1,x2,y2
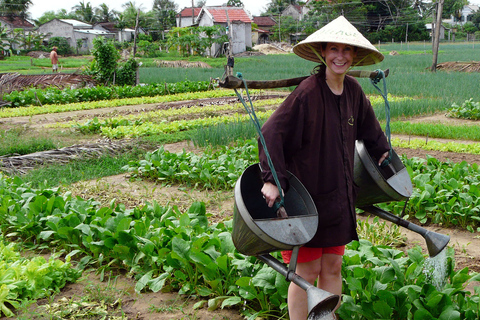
[
  {"x1": 95, "y1": 3, "x2": 118, "y2": 22},
  {"x1": 0, "y1": 0, "x2": 32, "y2": 20},
  {"x1": 72, "y1": 1, "x2": 96, "y2": 23}
]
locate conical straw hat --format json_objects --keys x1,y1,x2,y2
[{"x1": 293, "y1": 16, "x2": 384, "y2": 66}]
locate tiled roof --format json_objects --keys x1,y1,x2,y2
[
  {"x1": 204, "y1": 7, "x2": 252, "y2": 23},
  {"x1": 0, "y1": 16, "x2": 34, "y2": 28},
  {"x1": 178, "y1": 7, "x2": 202, "y2": 18},
  {"x1": 253, "y1": 16, "x2": 276, "y2": 26}
]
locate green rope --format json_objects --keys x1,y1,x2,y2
[
  {"x1": 370, "y1": 69, "x2": 392, "y2": 167},
  {"x1": 233, "y1": 72, "x2": 285, "y2": 211}
]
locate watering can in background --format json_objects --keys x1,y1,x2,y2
[{"x1": 353, "y1": 140, "x2": 450, "y2": 258}]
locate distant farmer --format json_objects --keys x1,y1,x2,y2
[{"x1": 50, "y1": 47, "x2": 58, "y2": 73}]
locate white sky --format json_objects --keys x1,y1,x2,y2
[
  {"x1": 28, "y1": 0, "x2": 480, "y2": 21},
  {"x1": 28, "y1": 0, "x2": 271, "y2": 20}
]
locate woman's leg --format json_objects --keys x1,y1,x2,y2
[
  {"x1": 287, "y1": 258, "x2": 322, "y2": 320},
  {"x1": 318, "y1": 253, "x2": 343, "y2": 312}
]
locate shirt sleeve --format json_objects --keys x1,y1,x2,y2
[
  {"x1": 258, "y1": 92, "x2": 305, "y2": 192},
  {"x1": 356, "y1": 90, "x2": 390, "y2": 158}
]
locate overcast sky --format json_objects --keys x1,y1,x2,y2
[
  {"x1": 28, "y1": 0, "x2": 480, "y2": 21},
  {"x1": 28, "y1": 0, "x2": 271, "y2": 19}
]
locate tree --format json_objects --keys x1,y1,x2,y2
[
  {"x1": 227, "y1": 0, "x2": 244, "y2": 7},
  {"x1": 72, "y1": 1, "x2": 96, "y2": 23},
  {"x1": 0, "y1": 0, "x2": 32, "y2": 20},
  {"x1": 18, "y1": 29, "x2": 46, "y2": 50},
  {"x1": 48, "y1": 36, "x2": 72, "y2": 55},
  {"x1": 150, "y1": 0, "x2": 177, "y2": 39},
  {"x1": 36, "y1": 9, "x2": 75, "y2": 25},
  {"x1": 89, "y1": 37, "x2": 120, "y2": 84},
  {"x1": 0, "y1": 26, "x2": 10, "y2": 53},
  {"x1": 442, "y1": 0, "x2": 467, "y2": 20},
  {"x1": 95, "y1": 3, "x2": 117, "y2": 22},
  {"x1": 195, "y1": 0, "x2": 206, "y2": 7}
]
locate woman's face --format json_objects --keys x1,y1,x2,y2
[{"x1": 321, "y1": 42, "x2": 357, "y2": 75}]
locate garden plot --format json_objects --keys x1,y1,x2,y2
[{"x1": 2, "y1": 91, "x2": 480, "y2": 319}]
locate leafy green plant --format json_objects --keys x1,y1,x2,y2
[
  {"x1": 123, "y1": 139, "x2": 258, "y2": 190},
  {"x1": 2, "y1": 173, "x2": 480, "y2": 319},
  {"x1": 0, "y1": 241, "x2": 80, "y2": 317},
  {"x1": 446, "y1": 99, "x2": 480, "y2": 120},
  {"x1": 339, "y1": 241, "x2": 480, "y2": 320},
  {"x1": 356, "y1": 216, "x2": 406, "y2": 247},
  {"x1": 383, "y1": 156, "x2": 480, "y2": 232}
]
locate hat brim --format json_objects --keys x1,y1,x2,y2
[
  {"x1": 293, "y1": 41, "x2": 384, "y2": 66},
  {"x1": 292, "y1": 16, "x2": 384, "y2": 66}
]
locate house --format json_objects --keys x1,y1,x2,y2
[
  {"x1": 93, "y1": 22, "x2": 139, "y2": 42},
  {"x1": 426, "y1": 23, "x2": 448, "y2": 40},
  {"x1": 447, "y1": 5, "x2": 479, "y2": 26},
  {"x1": 281, "y1": 4, "x2": 304, "y2": 21},
  {"x1": 0, "y1": 16, "x2": 35, "y2": 32},
  {"x1": 196, "y1": 6, "x2": 252, "y2": 56},
  {"x1": 176, "y1": 7, "x2": 202, "y2": 27},
  {"x1": 38, "y1": 19, "x2": 115, "y2": 53},
  {"x1": 252, "y1": 16, "x2": 276, "y2": 44},
  {"x1": 0, "y1": 16, "x2": 35, "y2": 50}
]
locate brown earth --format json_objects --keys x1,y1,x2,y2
[{"x1": 1, "y1": 94, "x2": 480, "y2": 319}]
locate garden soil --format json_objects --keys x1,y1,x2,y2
[{"x1": 2, "y1": 94, "x2": 480, "y2": 319}]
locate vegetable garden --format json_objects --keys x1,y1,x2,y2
[{"x1": 1, "y1": 41, "x2": 480, "y2": 319}]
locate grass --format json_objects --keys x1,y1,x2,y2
[
  {"x1": 190, "y1": 119, "x2": 262, "y2": 147},
  {"x1": 0, "y1": 127, "x2": 63, "y2": 156},
  {"x1": 0, "y1": 55, "x2": 92, "y2": 74},
  {"x1": 20, "y1": 151, "x2": 143, "y2": 188},
  {"x1": 388, "y1": 122, "x2": 480, "y2": 141}
]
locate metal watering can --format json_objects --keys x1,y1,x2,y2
[
  {"x1": 232, "y1": 163, "x2": 340, "y2": 319},
  {"x1": 353, "y1": 140, "x2": 450, "y2": 257}
]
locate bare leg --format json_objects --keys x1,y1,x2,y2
[
  {"x1": 318, "y1": 253, "x2": 343, "y2": 317},
  {"x1": 287, "y1": 258, "x2": 322, "y2": 320}
]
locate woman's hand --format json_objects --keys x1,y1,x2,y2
[
  {"x1": 378, "y1": 151, "x2": 390, "y2": 166},
  {"x1": 261, "y1": 182, "x2": 283, "y2": 208}
]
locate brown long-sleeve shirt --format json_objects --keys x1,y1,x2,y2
[{"x1": 259, "y1": 68, "x2": 390, "y2": 247}]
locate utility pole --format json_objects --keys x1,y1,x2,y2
[
  {"x1": 133, "y1": 9, "x2": 140, "y2": 57},
  {"x1": 431, "y1": 0, "x2": 444, "y2": 72},
  {"x1": 192, "y1": 0, "x2": 194, "y2": 25}
]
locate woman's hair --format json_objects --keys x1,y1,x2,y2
[{"x1": 311, "y1": 64, "x2": 326, "y2": 75}]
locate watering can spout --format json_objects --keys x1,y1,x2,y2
[
  {"x1": 424, "y1": 230, "x2": 450, "y2": 257},
  {"x1": 306, "y1": 287, "x2": 339, "y2": 319}
]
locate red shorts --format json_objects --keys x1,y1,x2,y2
[{"x1": 281, "y1": 245, "x2": 346, "y2": 264}]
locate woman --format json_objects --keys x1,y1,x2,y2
[{"x1": 259, "y1": 16, "x2": 390, "y2": 320}]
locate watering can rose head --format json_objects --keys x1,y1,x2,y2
[{"x1": 293, "y1": 15, "x2": 384, "y2": 67}]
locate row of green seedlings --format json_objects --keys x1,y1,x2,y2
[
  {"x1": 2, "y1": 80, "x2": 213, "y2": 108},
  {"x1": 0, "y1": 241, "x2": 81, "y2": 317},
  {"x1": 1, "y1": 172, "x2": 480, "y2": 319},
  {"x1": 0, "y1": 90, "x2": 238, "y2": 118},
  {"x1": 72, "y1": 98, "x2": 283, "y2": 138}
]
